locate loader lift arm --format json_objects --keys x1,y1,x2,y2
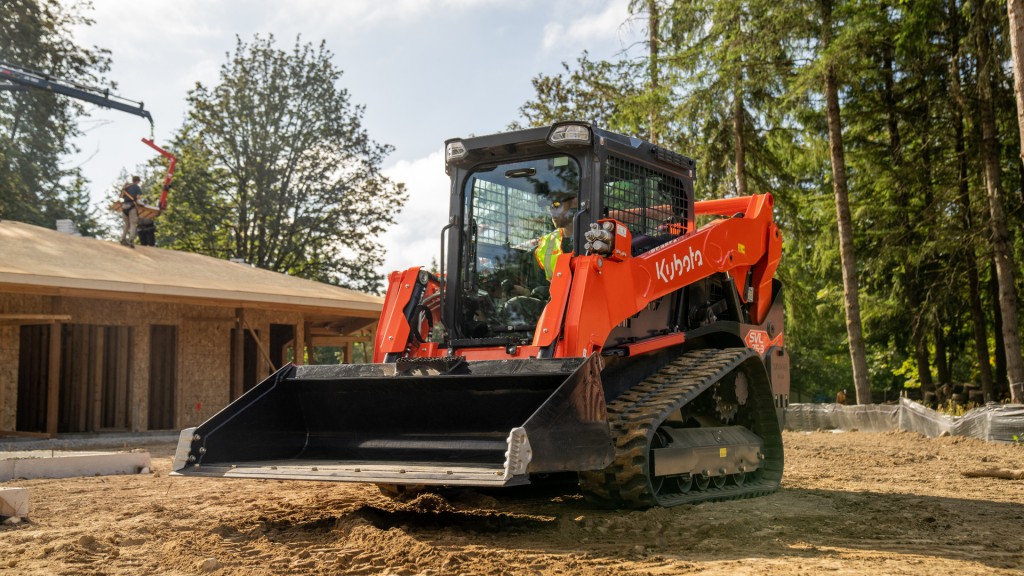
[
  {"x1": 0, "y1": 60, "x2": 153, "y2": 129},
  {"x1": 141, "y1": 138, "x2": 177, "y2": 211},
  {"x1": 541, "y1": 193, "x2": 781, "y2": 359}
]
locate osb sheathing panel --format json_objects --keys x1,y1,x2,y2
[
  {"x1": 177, "y1": 309, "x2": 304, "y2": 429},
  {"x1": 179, "y1": 318, "x2": 231, "y2": 428},
  {"x1": 1, "y1": 292, "x2": 203, "y2": 327},
  {"x1": 0, "y1": 325, "x2": 17, "y2": 431},
  {"x1": 132, "y1": 322, "x2": 149, "y2": 431},
  {"x1": 0, "y1": 293, "x2": 51, "y2": 315}
]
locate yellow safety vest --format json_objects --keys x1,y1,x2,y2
[{"x1": 535, "y1": 229, "x2": 564, "y2": 281}]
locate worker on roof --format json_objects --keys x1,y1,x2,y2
[
  {"x1": 120, "y1": 176, "x2": 141, "y2": 248},
  {"x1": 137, "y1": 216, "x2": 156, "y2": 247}
]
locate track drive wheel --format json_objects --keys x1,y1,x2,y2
[{"x1": 579, "y1": 348, "x2": 784, "y2": 508}]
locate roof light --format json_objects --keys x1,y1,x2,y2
[
  {"x1": 548, "y1": 123, "x2": 591, "y2": 146},
  {"x1": 445, "y1": 140, "x2": 468, "y2": 163}
]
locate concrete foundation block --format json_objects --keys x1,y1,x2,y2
[
  {"x1": 0, "y1": 487, "x2": 29, "y2": 517},
  {"x1": 0, "y1": 451, "x2": 151, "y2": 481}
]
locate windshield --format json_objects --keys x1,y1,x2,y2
[{"x1": 459, "y1": 155, "x2": 581, "y2": 340}]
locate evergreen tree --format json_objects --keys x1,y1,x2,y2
[
  {"x1": 0, "y1": 0, "x2": 109, "y2": 234},
  {"x1": 511, "y1": 52, "x2": 645, "y2": 132},
  {"x1": 512, "y1": 0, "x2": 1024, "y2": 404},
  {"x1": 971, "y1": 0, "x2": 1024, "y2": 402}
]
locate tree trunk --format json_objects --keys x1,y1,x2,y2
[
  {"x1": 954, "y1": 88, "x2": 996, "y2": 399},
  {"x1": 821, "y1": 0, "x2": 871, "y2": 405},
  {"x1": 977, "y1": 25, "x2": 1024, "y2": 403},
  {"x1": 908, "y1": 289, "x2": 934, "y2": 399},
  {"x1": 734, "y1": 77, "x2": 748, "y2": 196},
  {"x1": 967, "y1": 257, "x2": 995, "y2": 400},
  {"x1": 990, "y1": 260, "x2": 1008, "y2": 395},
  {"x1": 731, "y1": 8, "x2": 748, "y2": 196},
  {"x1": 934, "y1": 321, "x2": 950, "y2": 388},
  {"x1": 648, "y1": 0, "x2": 660, "y2": 145},
  {"x1": 948, "y1": 0, "x2": 994, "y2": 400},
  {"x1": 1007, "y1": 0, "x2": 1024, "y2": 166}
]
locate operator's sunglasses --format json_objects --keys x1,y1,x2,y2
[{"x1": 549, "y1": 198, "x2": 576, "y2": 209}]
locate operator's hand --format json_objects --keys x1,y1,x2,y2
[{"x1": 498, "y1": 279, "x2": 531, "y2": 297}]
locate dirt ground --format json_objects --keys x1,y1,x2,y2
[{"x1": 1, "y1": 430, "x2": 1022, "y2": 575}]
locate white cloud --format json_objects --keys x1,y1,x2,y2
[
  {"x1": 378, "y1": 149, "x2": 451, "y2": 277},
  {"x1": 542, "y1": 0, "x2": 634, "y2": 53},
  {"x1": 266, "y1": 0, "x2": 507, "y2": 31},
  {"x1": 75, "y1": 1, "x2": 226, "y2": 56}
]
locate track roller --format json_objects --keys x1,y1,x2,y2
[{"x1": 579, "y1": 348, "x2": 784, "y2": 508}]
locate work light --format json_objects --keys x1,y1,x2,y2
[
  {"x1": 445, "y1": 140, "x2": 468, "y2": 163},
  {"x1": 547, "y1": 123, "x2": 591, "y2": 146}
]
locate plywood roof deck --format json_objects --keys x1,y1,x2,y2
[{"x1": 0, "y1": 221, "x2": 383, "y2": 317}]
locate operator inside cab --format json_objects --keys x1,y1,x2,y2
[
  {"x1": 502, "y1": 190, "x2": 579, "y2": 328},
  {"x1": 534, "y1": 192, "x2": 577, "y2": 281},
  {"x1": 461, "y1": 154, "x2": 582, "y2": 338}
]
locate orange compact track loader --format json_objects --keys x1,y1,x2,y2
[{"x1": 172, "y1": 122, "x2": 789, "y2": 508}]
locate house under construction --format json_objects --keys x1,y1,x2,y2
[{"x1": 0, "y1": 220, "x2": 382, "y2": 437}]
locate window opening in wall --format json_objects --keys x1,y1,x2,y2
[
  {"x1": 17, "y1": 324, "x2": 133, "y2": 434},
  {"x1": 149, "y1": 324, "x2": 177, "y2": 430},
  {"x1": 58, "y1": 325, "x2": 99, "y2": 433},
  {"x1": 16, "y1": 325, "x2": 50, "y2": 433},
  {"x1": 270, "y1": 324, "x2": 295, "y2": 368},
  {"x1": 97, "y1": 326, "x2": 132, "y2": 430}
]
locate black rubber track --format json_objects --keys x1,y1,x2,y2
[{"x1": 578, "y1": 348, "x2": 784, "y2": 508}]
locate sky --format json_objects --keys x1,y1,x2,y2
[{"x1": 67, "y1": 0, "x2": 642, "y2": 280}]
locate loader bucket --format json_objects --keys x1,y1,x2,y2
[{"x1": 171, "y1": 355, "x2": 613, "y2": 487}]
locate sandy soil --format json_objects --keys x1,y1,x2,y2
[{"x1": 1, "y1": 430, "x2": 1023, "y2": 575}]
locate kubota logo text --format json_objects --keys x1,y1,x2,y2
[{"x1": 655, "y1": 247, "x2": 704, "y2": 282}]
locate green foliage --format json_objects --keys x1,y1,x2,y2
[
  {"x1": 0, "y1": 0, "x2": 110, "y2": 234},
  {"x1": 163, "y1": 34, "x2": 406, "y2": 293},
  {"x1": 511, "y1": 52, "x2": 646, "y2": 132},
  {"x1": 310, "y1": 342, "x2": 373, "y2": 365},
  {"x1": 935, "y1": 400, "x2": 977, "y2": 417},
  {"x1": 514, "y1": 0, "x2": 1024, "y2": 402}
]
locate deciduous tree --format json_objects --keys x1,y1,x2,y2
[{"x1": 165, "y1": 35, "x2": 406, "y2": 293}]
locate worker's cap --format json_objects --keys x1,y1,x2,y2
[{"x1": 539, "y1": 191, "x2": 577, "y2": 209}]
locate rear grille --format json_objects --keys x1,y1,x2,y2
[{"x1": 602, "y1": 156, "x2": 690, "y2": 252}]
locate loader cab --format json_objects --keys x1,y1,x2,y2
[
  {"x1": 442, "y1": 122, "x2": 695, "y2": 347},
  {"x1": 445, "y1": 134, "x2": 588, "y2": 343}
]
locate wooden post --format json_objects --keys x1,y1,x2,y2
[
  {"x1": 294, "y1": 321, "x2": 305, "y2": 366},
  {"x1": 256, "y1": 320, "x2": 269, "y2": 378},
  {"x1": 232, "y1": 308, "x2": 244, "y2": 400}
]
